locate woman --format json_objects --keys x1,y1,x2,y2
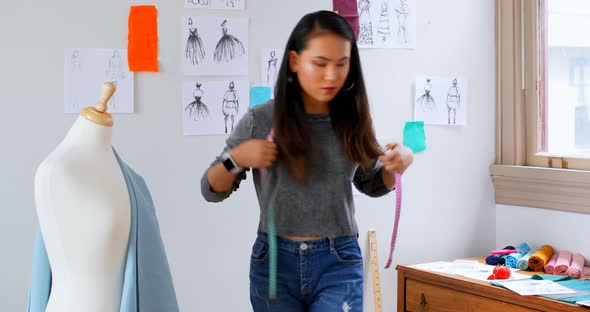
[{"x1": 201, "y1": 10, "x2": 413, "y2": 311}]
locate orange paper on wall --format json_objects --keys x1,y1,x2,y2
[{"x1": 128, "y1": 5, "x2": 158, "y2": 72}]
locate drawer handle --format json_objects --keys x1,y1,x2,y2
[{"x1": 418, "y1": 293, "x2": 427, "y2": 311}]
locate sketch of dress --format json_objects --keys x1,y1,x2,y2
[
  {"x1": 222, "y1": 81, "x2": 239, "y2": 133},
  {"x1": 416, "y1": 78, "x2": 436, "y2": 112},
  {"x1": 185, "y1": 83, "x2": 209, "y2": 121},
  {"x1": 105, "y1": 50, "x2": 126, "y2": 110},
  {"x1": 446, "y1": 79, "x2": 461, "y2": 124},
  {"x1": 185, "y1": 18, "x2": 206, "y2": 66},
  {"x1": 358, "y1": 0, "x2": 374, "y2": 45},
  {"x1": 395, "y1": 0, "x2": 409, "y2": 44},
  {"x1": 70, "y1": 49, "x2": 82, "y2": 110},
  {"x1": 214, "y1": 20, "x2": 245, "y2": 63},
  {"x1": 377, "y1": 0, "x2": 391, "y2": 43},
  {"x1": 266, "y1": 51, "x2": 278, "y2": 88}
]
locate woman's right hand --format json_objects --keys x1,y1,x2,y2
[{"x1": 231, "y1": 139, "x2": 277, "y2": 169}]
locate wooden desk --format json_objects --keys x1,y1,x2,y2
[{"x1": 396, "y1": 259, "x2": 587, "y2": 311}]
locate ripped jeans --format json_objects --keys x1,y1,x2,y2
[{"x1": 249, "y1": 233, "x2": 363, "y2": 311}]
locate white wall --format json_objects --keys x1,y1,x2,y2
[
  {"x1": 0, "y1": 0, "x2": 496, "y2": 310},
  {"x1": 496, "y1": 205, "x2": 590, "y2": 260}
]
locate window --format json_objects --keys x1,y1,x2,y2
[
  {"x1": 492, "y1": 0, "x2": 590, "y2": 214},
  {"x1": 533, "y1": 0, "x2": 590, "y2": 168}
]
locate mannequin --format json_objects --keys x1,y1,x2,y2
[{"x1": 34, "y1": 82, "x2": 130, "y2": 312}]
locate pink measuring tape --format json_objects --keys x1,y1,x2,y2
[
  {"x1": 384, "y1": 172, "x2": 402, "y2": 269},
  {"x1": 259, "y1": 129, "x2": 274, "y2": 183}
]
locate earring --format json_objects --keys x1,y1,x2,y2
[
  {"x1": 344, "y1": 82, "x2": 355, "y2": 91},
  {"x1": 287, "y1": 76, "x2": 293, "y2": 83}
]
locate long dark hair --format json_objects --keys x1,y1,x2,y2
[{"x1": 274, "y1": 10, "x2": 382, "y2": 181}]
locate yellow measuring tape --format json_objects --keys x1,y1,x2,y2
[{"x1": 368, "y1": 229, "x2": 383, "y2": 312}]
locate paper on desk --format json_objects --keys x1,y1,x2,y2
[
  {"x1": 495, "y1": 279, "x2": 577, "y2": 296},
  {"x1": 409, "y1": 260, "x2": 530, "y2": 282},
  {"x1": 454, "y1": 262, "x2": 530, "y2": 282},
  {"x1": 457, "y1": 268, "x2": 530, "y2": 282},
  {"x1": 577, "y1": 300, "x2": 590, "y2": 307},
  {"x1": 409, "y1": 261, "x2": 453, "y2": 272},
  {"x1": 409, "y1": 260, "x2": 479, "y2": 274},
  {"x1": 541, "y1": 289, "x2": 590, "y2": 300}
]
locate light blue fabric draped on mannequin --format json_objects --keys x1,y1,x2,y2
[{"x1": 27, "y1": 149, "x2": 179, "y2": 312}]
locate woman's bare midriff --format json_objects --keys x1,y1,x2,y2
[{"x1": 282, "y1": 235, "x2": 321, "y2": 241}]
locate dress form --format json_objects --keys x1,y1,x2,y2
[{"x1": 34, "y1": 82, "x2": 131, "y2": 312}]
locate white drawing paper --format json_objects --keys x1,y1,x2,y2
[
  {"x1": 260, "y1": 48, "x2": 284, "y2": 98},
  {"x1": 182, "y1": 79, "x2": 249, "y2": 135},
  {"x1": 414, "y1": 76, "x2": 468, "y2": 126},
  {"x1": 64, "y1": 48, "x2": 134, "y2": 113},
  {"x1": 183, "y1": 16, "x2": 248, "y2": 76},
  {"x1": 495, "y1": 279, "x2": 577, "y2": 296},
  {"x1": 185, "y1": 0, "x2": 245, "y2": 10},
  {"x1": 357, "y1": 0, "x2": 416, "y2": 49}
]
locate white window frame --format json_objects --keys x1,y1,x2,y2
[{"x1": 492, "y1": 0, "x2": 590, "y2": 214}]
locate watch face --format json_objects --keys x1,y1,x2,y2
[{"x1": 223, "y1": 157, "x2": 235, "y2": 172}]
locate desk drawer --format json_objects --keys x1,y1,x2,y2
[{"x1": 405, "y1": 279, "x2": 538, "y2": 312}]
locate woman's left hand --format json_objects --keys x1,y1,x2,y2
[{"x1": 378, "y1": 143, "x2": 414, "y2": 176}]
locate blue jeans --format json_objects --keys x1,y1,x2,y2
[{"x1": 249, "y1": 233, "x2": 363, "y2": 311}]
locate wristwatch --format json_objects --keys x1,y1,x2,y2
[{"x1": 221, "y1": 152, "x2": 242, "y2": 174}]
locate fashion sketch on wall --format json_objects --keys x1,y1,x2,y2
[
  {"x1": 182, "y1": 16, "x2": 248, "y2": 76},
  {"x1": 185, "y1": 0, "x2": 245, "y2": 10},
  {"x1": 185, "y1": 82, "x2": 210, "y2": 121},
  {"x1": 214, "y1": 20, "x2": 245, "y2": 63},
  {"x1": 69, "y1": 49, "x2": 82, "y2": 111},
  {"x1": 64, "y1": 48, "x2": 134, "y2": 114},
  {"x1": 222, "y1": 81, "x2": 239, "y2": 133},
  {"x1": 260, "y1": 48, "x2": 284, "y2": 97},
  {"x1": 266, "y1": 51, "x2": 278, "y2": 87},
  {"x1": 104, "y1": 50, "x2": 127, "y2": 110},
  {"x1": 358, "y1": 0, "x2": 374, "y2": 45},
  {"x1": 182, "y1": 80, "x2": 249, "y2": 135},
  {"x1": 416, "y1": 78, "x2": 436, "y2": 112},
  {"x1": 414, "y1": 76, "x2": 467, "y2": 125},
  {"x1": 224, "y1": 0, "x2": 240, "y2": 8},
  {"x1": 187, "y1": 0, "x2": 209, "y2": 5},
  {"x1": 357, "y1": 0, "x2": 416, "y2": 49},
  {"x1": 395, "y1": 0, "x2": 409, "y2": 44},
  {"x1": 376, "y1": 0, "x2": 391, "y2": 43},
  {"x1": 185, "y1": 17, "x2": 206, "y2": 66},
  {"x1": 446, "y1": 78, "x2": 461, "y2": 125}
]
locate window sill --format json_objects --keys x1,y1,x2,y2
[{"x1": 491, "y1": 165, "x2": 590, "y2": 214}]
